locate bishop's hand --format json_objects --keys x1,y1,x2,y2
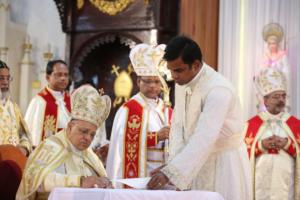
[{"x1": 157, "y1": 126, "x2": 170, "y2": 141}]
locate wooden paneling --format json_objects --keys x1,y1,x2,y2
[
  {"x1": 56, "y1": 0, "x2": 180, "y2": 138},
  {"x1": 180, "y1": 0, "x2": 219, "y2": 69}
]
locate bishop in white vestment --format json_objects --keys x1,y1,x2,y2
[{"x1": 106, "y1": 44, "x2": 172, "y2": 188}]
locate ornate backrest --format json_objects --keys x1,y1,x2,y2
[{"x1": 0, "y1": 145, "x2": 27, "y2": 200}]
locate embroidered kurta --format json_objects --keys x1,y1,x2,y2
[
  {"x1": 0, "y1": 98, "x2": 31, "y2": 153},
  {"x1": 161, "y1": 63, "x2": 251, "y2": 200},
  {"x1": 25, "y1": 87, "x2": 71, "y2": 146},
  {"x1": 244, "y1": 111, "x2": 300, "y2": 200},
  {"x1": 16, "y1": 130, "x2": 107, "y2": 200},
  {"x1": 106, "y1": 93, "x2": 172, "y2": 188}
]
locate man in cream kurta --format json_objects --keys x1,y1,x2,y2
[
  {"x1": 148, "y1": 36, "x2": 251, "y2": 200},
  {"x1": 25, "y1": 60, "x2": 71, "y2": 147},
  {"x1": 106, "y1": 44, "x2": 172, "y2": 188},
  {"x1": 245, "y1": 68, "x2": 300, "y2": 200},
  {"x1": 0, "y1": 60, "x2": 32, "y2": 155},
  {"x1": 16, "y1": 85, "x2": 112, "y2": 200}
]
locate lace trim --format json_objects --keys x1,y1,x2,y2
[{"x1": 162, "y1": 164, "x2": 191, "y2": 190}]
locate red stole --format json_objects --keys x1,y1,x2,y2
[
  {"x1": 245, "y1": 115, "x2": 300, "y2": 158},
  {"x1": 123, "y1": 99, "x2": 144, "y2": 179},
  {"x1": 38, "y1": 88, "x2": 71, "y2": 140},
  {"x1": 244, "y1": 116, "x2": 263, "y2": 157}
]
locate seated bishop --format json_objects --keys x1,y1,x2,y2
[{"x1": 16, "y1": 85, "x2": 112, "y2": 200}]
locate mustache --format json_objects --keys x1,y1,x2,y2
[{"x1": 277, "y1": 102, "x2": 285, "y2": 107}]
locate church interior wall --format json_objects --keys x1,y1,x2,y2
[{"x1": 0, "y1": 0, "x2": 299, "y2": 118}]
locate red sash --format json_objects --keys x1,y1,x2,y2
[
  {"x1": 123, "y1": 99, "x2": 144, "y2": 179},
  {"x1": 38, "y1": 88, "x2": 71, "y2": 140},
  {"x1": 245, "y1": 115, "x2": 300, "y2": 158}
]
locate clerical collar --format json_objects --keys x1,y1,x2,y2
[
  {"x1": 183, "y1": 63, "x2": 206, "y2": 91},
  {"x1": 47, "y1": 86, "x2": 64, "y2": 98},
  {"x1": 264, "y1": 110, "x2": 284, "y2": 120},
  {"x1": 139, "y1": 92, "x2": 158, "y2": 108}
]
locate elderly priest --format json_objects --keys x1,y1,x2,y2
[{"x1": 16, "y1": 85, "x2": 112, "y2": 200}]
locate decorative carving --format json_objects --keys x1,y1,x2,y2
[
  {"x1": 88, "y1": 0, "x2": 134, "y2": 16},
  {"x1": 73, "y1": 34, "x2": 136, "y2": 69},
  {"x1": 77, "y1": 0, "x2": 84, "y2": 9},
  {"x1": 111, "y1": 64, "x2": 133, "y2": 107},
  {"x1": 53, "y1": 0, "x2": 67, "y2": 32},
  {"x1": 0, "y1": 3, "x2": 10, "y2": 11}
]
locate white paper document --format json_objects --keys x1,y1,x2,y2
[{"x1": 115, "y1": 177, "x2": 151, "y2": 189}]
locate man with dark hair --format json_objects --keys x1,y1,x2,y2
[
  {"x1": 0, "y1": 60, "x2": 32, "y2": 155},
  {"x1": 147, "y1": 36, "x2": 251, "y2": 200},
  {"x1": 25, "y1": 59, "x2": 71, "y2": 147}
]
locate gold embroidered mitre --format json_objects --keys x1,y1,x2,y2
[
  {"x1": 262, "y1": 23, "x2": 284, "y2": 43},
  {"x1": 255, "y1": 68, "x2": 287, "y2": 96},
  {"x1": 71, "y1": 85, "x2": 111, "y2": 127},
  {"x1": 129, "y1": 43, "x2": 166, "y2": 76}
]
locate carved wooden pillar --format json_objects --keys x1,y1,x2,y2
[
  {"x1": 180, "y1": 0, "x2": 219, "y2": 69},
  {"x1": 54, "y1": 0, "x2": 179, "y2": 137}
]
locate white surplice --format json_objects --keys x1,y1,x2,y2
[
  {"x1": 25, "y1": 87, "x2": 70, "y2": 146},
  {"x1": 161, "y1": 63, "x2": 251, "y2": 200},
  {"x1": 253, "y1": 112, "x2": 295, "y2": 200},
  {"x1": 106, "y1": 93, "x2": 170, "y2": 188}
]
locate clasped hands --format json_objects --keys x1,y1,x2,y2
[{"x1": 262, "y1": 135, "x2": 288, "y2": 151}]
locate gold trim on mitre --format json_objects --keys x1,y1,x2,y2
[
  {"x1": 255, "y1": 68, "x2": 287, "y2": 96},
  {"x1": 262, "y1": 23, "x2": 284, "y2": 43},
  {"x1": 129, "y1": 43, "x2": 166, "y2": 76},
  {"x1": 71, "y1": 85, "x2": 111, "y2": 127}
]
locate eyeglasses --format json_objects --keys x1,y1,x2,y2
[
  {"x1": 140, "y1": 79, "x2": 161, "y2": 85},
  {"x1": 0, "y1": 76, "x2": 13, "y2": 82}
]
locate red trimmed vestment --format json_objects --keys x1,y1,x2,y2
[
  {"x1": 106, "y1": 93, "x2": 172, "y2": 188},
  {"x1": 244, "y1": 111, "x2": 300, "y2": 200},
  {"x1": 25, "y1": 87, "x2": 71, "y2": 146}
]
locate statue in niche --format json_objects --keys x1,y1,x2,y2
[{"x1": 254, "y1": 23, "x2": 291, "y2": 112}]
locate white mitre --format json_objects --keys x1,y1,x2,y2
[
  {"x1": 255, "y1": 67, "x2": 287, "y2": 96},
  {"x1": 71, "y1": 85, "x2": 111, "y2": 127},
  {"x1": 129, "y1": 43, "x2": 166, "y2": 76}
]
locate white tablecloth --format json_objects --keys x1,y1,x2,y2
[{"x1": 48, "y1": 188, "x2": 224, "y2": 200}]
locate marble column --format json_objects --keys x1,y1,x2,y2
[{"x1": 19, "y1": 37, "x2": 33, "y2": 113}]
